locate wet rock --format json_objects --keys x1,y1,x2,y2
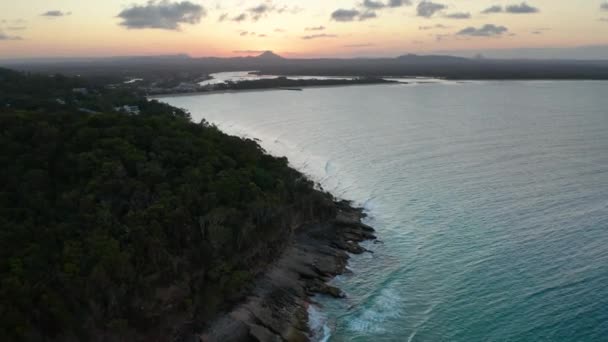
[{"x1": 200, "y1": 202, "x2": 375, "y2": 341}]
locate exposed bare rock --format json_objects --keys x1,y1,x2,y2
[{"x1": 199, "y1": 203, "x2": 375, "y2": 341}]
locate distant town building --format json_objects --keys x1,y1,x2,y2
[{"x1": 114, "y1": 105, "x2": 140, "y2": 115}]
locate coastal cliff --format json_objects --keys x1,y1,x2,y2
[{"x1": 201, "y1": 201, "x2": 375, "y2": 342}]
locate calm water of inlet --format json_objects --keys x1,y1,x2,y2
[{"x1": 159, "y1": 80, "x2": 608, "y2": 341}]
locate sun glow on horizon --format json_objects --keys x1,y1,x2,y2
[{"x1": 1, "y1": 0, "x2": 608, "y2": 59}]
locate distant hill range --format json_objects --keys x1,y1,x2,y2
[{"x1": 3, "y1": 51, "x2": 608, "y2": 80}]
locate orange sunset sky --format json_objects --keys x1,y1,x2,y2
[{"x1": 1, "y1": 0, "x2": 608, "y2": 59}]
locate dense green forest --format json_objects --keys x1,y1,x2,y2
[{"x1": 0, "y1": 68, "x2": 334, "y2": 340}]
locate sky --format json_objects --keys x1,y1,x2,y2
[{"x1": 1, "y1": 0, "x2": 608, "y2": 59}]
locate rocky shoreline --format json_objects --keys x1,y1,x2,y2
[{"x1": 200, "y1": 200, "x2": 376, "y2": 342}]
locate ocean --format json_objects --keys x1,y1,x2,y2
[{"x1": 158, "y1": 80, "x2": 608, "y2": 341}]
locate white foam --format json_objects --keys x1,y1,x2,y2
[
  {"x1": 308, "y1": 304, "x2": 331, "y2": 342},
  {"x1": 209, "y1": 118, "x2": 371, "y2": 210},
  {"x1": 346, "y1": 287, "x2": 402, "y2": 334}
]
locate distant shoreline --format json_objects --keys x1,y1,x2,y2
[
  {"x1": 149, "y1": 78, "x2": 608, "y2": 99},
  {"x1": 148, "y1": 81, "x2": 403, "y2": 98}
]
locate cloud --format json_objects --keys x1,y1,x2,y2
[
  {"x1": 362, "y1": 0, "x2": 411, "y2": 9},
  {"x1": 232, "y1": 13, "x2": 247, "y2": 22},
  {"x1": 117, "y1": 1, "x2": 205, "y2": 30},
  {"x1": 388, "y1": 0, "x2": 411, "y2": 7},
  {"x1": 359, "y1": 11, "x2": 378, "y2": 20},
  {"x1": 419, "y1": 24, "x2": 448, "y2": 30},
  {"x1": 230, "y1": 13, "x2": 247, "y2": 21},
  {"x1": 362, "y1": 0, "x2": 386, "y2": 9},
  {"x1": 333, "y1": 0, "x2": 408, "y2": 22},
  {"x1": 457, "y1": 24, "x2": 508, "y2": 37},
  {"x1": 218, "y1": 13, "x2": 228, "y2": 22},
  {"x1": 274, "y1": 28, "x2": 286, "y2": 32},
  {"x1": 445, "y1": 12, "x2": 471, "y2": 19},
  {"x1": 6, "y1": 26, "x2": 26, "y2": 31},
  {"x1": 602, "y1": 3, "x2": 608, "y2": 11},
  {"x1": 305, "y1": 26, "x2": 325, "y2": 31},
  {"x1": 248, "y1": 3, "x2": 273, "y2": 21},
  {"x1": 417, "y1": 1, "x2": 446, "y2": 18},
  {"x1": 0, "y1": 30, "x2": 22, "y2": 40},
  {"x1": 506, "y1": 2, "x2": 539, "y2": 14},
  {"x1": 601, "y1": 17, "x2": 608, "y2": 22},
  {"x1": 301, "y1": 33, "x2": 338, "y2": 40},
  {"x1": 481, "y1": 5, "x2": 503, "y2": 14},
  {"x1": 234, "y1": 2, "x2": 302, "y2": 22},
  {"x1": 331, "y1": 9, "x2": 360, "y2": 21},
  {"x1": 41, "y1": 10, "x2": 71, "y2": 17}
]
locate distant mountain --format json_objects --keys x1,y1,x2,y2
[
  {"x1": 5, "y1": 52, "x2": 608, "y2": 80},
  {"x1": 255, "y1": 51, "x2": 285, "y2": 61}
]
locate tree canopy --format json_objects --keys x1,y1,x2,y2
[{"x1": 0, "y1": 68, "x2": 333, "y2": 340}]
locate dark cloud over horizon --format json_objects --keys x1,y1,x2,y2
[
  {"x1": 506, "y1": 3, "x2": 539, "y2": 14},
  {"x1": 362, "y1": 0, "x2": 411, "y2": 9},
  {"x1": 232, "y1": 13, "x2": 247, "y2": 22},
  {"x1": 417, "y1": 1, "x2": 446, "y2": 18},
  {"x1": 481, "y1": 3, "x2": 540, "y2": 14},
  {"x1": 117, "y1": 1, "x2": 205, "y2": 30},
  {"x1": 248, "y1": 3, "x2": 273, "y2": 21},
  {"x1": 363, "y1": 0, "x2": 386, "y2": 10},
  {"x1": 230, "y1": 2, "x2": 302, "y2": 23},
  {"x1": 481, "y1": 5, "x2": 503, "y2": 14},
  {"x1": 332, "y1": 0, "x2": 410, "y2": 22},
  {"x1": 301, "y1": 33, "x2": 338, "y2": 40},
  {"x1": 445, "y1": 12, "x2": 471, "y2": 19},
  {"x1": 41, "y1": 10, "x2": 71, "y2": 17},
  {"x1": 359, "y1": 11, "x2": 378, "y2": 20},
  {"x1": 389, "y1": 0, "x2": 411, "y2": 7},
  {"x1": 331, "y1": 9, "x2": 361, "y2": 22},
  {"x1": 458, "y1": 24, "x2": 508, "y2": 37}
]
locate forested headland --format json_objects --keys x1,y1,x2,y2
[{"x1": 0, "y1": 68, "x2": 359, "y2": 341}]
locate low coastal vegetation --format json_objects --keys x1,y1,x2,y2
[
  {"x1": 0, "y1": 68, "x2": 350, "y2": 340},
  {"x1": 211, "y1": 76, "x2": 396, "y2": 92}
]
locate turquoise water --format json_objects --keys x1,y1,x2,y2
[{"x1": 159, "y1": 81, "x2": 608, "y2": 341}]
